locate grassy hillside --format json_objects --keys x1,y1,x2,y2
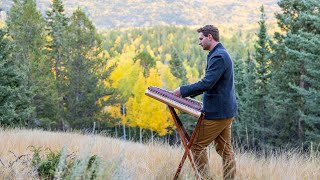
[
  {"x1": 0, "y1": 129, "x2": 319, "y2": 179},
  {"x1": 1, "y1": 0, "x2": 280, "y2": 29}
]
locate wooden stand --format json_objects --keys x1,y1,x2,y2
[{"x1": 168, "y1": 105, "x2": 205, "y2": 180}]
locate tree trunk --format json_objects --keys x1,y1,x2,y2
[
  {"x1": 298, "y1": 70, "x2": 305, "y2": 143},
  {"x1": 122, "y1": 104, "x2": 126, "y2": 140},
  {"x1": 123, "y1": 123, "x2": 126, "y2": 140},
  {"x1": 115, "y1": 126, "x2": 118, "y2": 138},
  {"x1": 118, "y1": 119, "x2": 121, "y2": 138},
  {"x1": 151, "y1": 130, "x2": 154, "y2": 144},
  {"x1": 140, "y1": 127, "x2": 143, "y2": 143},
  {"x1": 128, "y1": 127, "x2": 131, "y2": 140},
  {"x1": 245, "y1": 126, "x2": 249, "y2": 146}
]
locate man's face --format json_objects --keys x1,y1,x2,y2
[{"x1": 198, "y1": 32, "x2": 211, "y2": 51}]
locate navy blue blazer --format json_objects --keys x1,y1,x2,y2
[{"x1": 180, "y1": 43, "x2": 237, "y2": 120}]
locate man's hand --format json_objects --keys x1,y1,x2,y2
[{"x1": 173, "y1": 87, "x2": 181, "y2": 97}]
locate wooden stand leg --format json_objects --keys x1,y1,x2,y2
[{"x1": 168, "y1": 106, "x2": 205, "y2": 180}]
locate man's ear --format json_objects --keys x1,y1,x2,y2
[{"x1": 208, "y1": 34, "x2": 213, "y2": 40}]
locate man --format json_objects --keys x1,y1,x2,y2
[{"x1": 173, "y1": 25, "x2": 237, "y2": 179}]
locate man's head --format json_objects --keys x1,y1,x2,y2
[{"x1": 197, "y1": 25, "x2": 219, "y2": 51}]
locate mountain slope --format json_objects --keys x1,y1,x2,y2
[{"x1": 2, "y1": 0, "x2": 280, "y2": 29}]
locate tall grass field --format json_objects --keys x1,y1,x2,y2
[{"x1": 0, "y1": 128, "x2": 319, "y2": 179}]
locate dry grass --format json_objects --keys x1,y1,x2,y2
[{"x1": 0, "y1": 128, "x2": 319, "y2": 180}]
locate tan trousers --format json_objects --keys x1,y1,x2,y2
[{"x1": 191, "y1": 117, "x2": 236, "y2": 180}]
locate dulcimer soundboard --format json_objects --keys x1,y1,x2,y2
[{"x1": 145, "y1": 86, "x2": 203, "y2": 118}]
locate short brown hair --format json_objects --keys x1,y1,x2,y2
[{"x1": 197, "y1": 25, "x2": 219, "y2": 41}]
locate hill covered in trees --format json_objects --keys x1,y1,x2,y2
[{"x1": 1, "y1": 0, "x2": 280, "y2": 29}]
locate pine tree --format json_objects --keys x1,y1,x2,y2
[
  {"x1": 232, "y1": 56, "x2": 246, "y2": 147},
  {"x1": 133, "y1": 49, "x2": 156, "y2": 77},
  {"x1": 239, "y1": 52, "x2": 259, "y2": 149},
  {"x1": 45, "y1": 0, "x2": 69, "y2": 130},
  {"x1": 286, "y1": 0, "x2": 320, "y2": 145},
  {"x1": 45, "y1": 0, "x2": 68, "y2": 88},
  {"x1": 253, "y1": 5, "x2": 272, "y2": 147},
  {"x1": 0, "y1": 28, "x2": 33, "y2": 126},
  {"x1": 169, "y1": 49, "x2": 188, "y2": 85},
  {"x1": 6, "y1": 0, "x2": 58, "y2": 127},
  {"x1": 64, "y1": 8, "x2": 109, "y2": 129},
  {"x1": 269, "y1": 0, "x2": 320, "y2": 147}
]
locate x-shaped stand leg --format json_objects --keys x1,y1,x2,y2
[{"x1": 168, "y1": 106, "x2": 205, "y2": 180}]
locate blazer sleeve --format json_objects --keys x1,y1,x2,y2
[{"x1": 180, "y1": 55, "x2": 225, "y2": 98}]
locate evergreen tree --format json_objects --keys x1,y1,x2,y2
[
  {"x1": 233, "y1": 55, "x2": 246, "y2": 111},
  {"x1": 45, "y1": 0, "x2": 69, "y2": 130},
  {"x1": 269, "y1": 0, "x2": 320, "y2": 147},
  {"x1": 64, "y1": 8, "x2": 109, "y2": 129},
  {"x1": 133, "y1": 49, "x2": 156, "y2": 77},
  {"x1": 45, "y1": 0, "x2": 68, "y2": 86},
  {"x1": 6, "y1": 0, "x2": 57, "y2": 127},
  {"x1": 287, "y1": 0, "x2": 320, "y2": 145},
  {"x1": 253, "y1": 5, "x2": 272, "y2": 147},
  {"x1": 168, "y1": 48, "x2": 192, "y2": 137},
  {"x1": 239, "y1": 52, "x2": 259, "y2": 149},
  {"x1": 232, "y1": 56, "x2": 245, "y2": 146},
  {"x1": 0, "y1": 28, "x2": 33, "y2": 126},
  {"x1": 169, "y1": 49, "x2": 188, "y2": 85}
]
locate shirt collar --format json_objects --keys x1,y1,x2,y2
[{"x1": 208, "y1": 42, "x2": 222, "y2": 57}]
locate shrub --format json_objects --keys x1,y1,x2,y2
[{"x1": 30, "y1": 146, "x2": 99, "y2": 179}]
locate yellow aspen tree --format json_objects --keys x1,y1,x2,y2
[
  {"x1": 183, "y1": 60, "x2": 200, "y2": 83},
  {"x1": 122, "y1": 42, "x2": 137, "y2": 54},
  {"x1": 144, "y1": 68, "x2": 174, "y2": 136},
  {"x1": 156, "y1": 61, "x2": 179, "y2": 90},
  {"x1": 106, "y1": 105, "x2": 123, "y2": 119},
  {"x1": 114, "y1": 36, "x2": 121, "y2": 46},
  {"x1": 132, "y1": 36, "x2": 142, "y2": 49},
  {"x1": 109, "y1": 51, "x2": 137, "y2": 89},
  {"x1": 165, "y1": 53, "x2": 172, "y2": 61},
  {"x1": 127, "y1": 67, "x2": 174, "y2": 140},
  {"x1": 126, "y1": 71, "x2": 146, "y2": 142},
  {"x1": 146, "y1": 45, "x2": 155, "y2": 58},
  {"x1": 105, "y1": 50, "x2": 140, "y2": 130},
  {"x1": 139, "y1": 44, "x2": 145, "y2": 52},
  {"x1": 117, "y1": 58, "x2": 141, "y2": 101},
  {"x1": 126, "y1": 65, "x2": 146, "y2": 121}
]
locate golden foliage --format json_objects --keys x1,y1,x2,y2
[
  {"x1": 126, "y1": 68, "x2": 174, "y2": 135},
  {"x1": 156, "y1": 61, "x2": 179, "y2": 90},
  {"x1": 106, "y1": 47, "x2": 176, "y2": 135},
  {"x1": 165, "y1": 53, "x2": 171, "y2": 61},
  {"x1": 183, "y1": 61, "x2": 200, "y2": 83}
]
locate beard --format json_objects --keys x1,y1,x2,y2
[{"x1": 202, "y1": 44, "x2": 209, "y2": 50}]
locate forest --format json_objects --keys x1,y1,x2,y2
[
  {"x1": 1, "y1": 0, "x2": 280, "y2": 29},
  {"x1": 0, "y1": 0, "x2": 319, "y2": 152}
]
